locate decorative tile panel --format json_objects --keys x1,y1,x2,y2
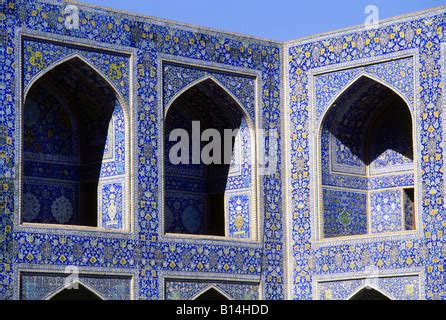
[
  {"x1": 322, "y1": 189, "x2": 368, "y2": 238},
  {"x1": 370, "y1": 190, "x2": 403, "y2": 234},
  {"x1": 227, "y1": 193, "x2": 250, "y2": 239}
]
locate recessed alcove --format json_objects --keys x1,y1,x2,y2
[
  {"x1": 163, "y1": 78, "x2": 250, "y2": 237},
  {"x1": 49, "y1": 284, "x2": 103, "y2": 300},
  {"x1": 319, "y1": 76, "x2": 415, "y2": 239},
  {"x1": 22, "y1": 57, "x2": 127, "y2": 229},
  {"x1": 194, "y1": 287, "x2": 230, "y2": 300}
]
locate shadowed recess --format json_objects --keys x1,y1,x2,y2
[
  {"x1": 320, "y1": 76, "x2": 415, "y2": 238},
  {"x1": 164, "y1": 78, "x2": 244, "y2": 236},
  {"x1": 22, "y1": 57, "x2": 121, "y2": 226}
]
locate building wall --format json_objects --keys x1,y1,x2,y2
[
  {"x1": 0, "y1": 0, "x2": 444, "y2": 300},
  {"x1": 0, "y1": 0, "x2": 284, "y2": 300},
  {"x1": 286, "y1": 8, "x2": 445, "y2": 300}
]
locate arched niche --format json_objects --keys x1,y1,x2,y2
[
  {"x1": 48, "y1": 283, "x2": 104, "y2": 300},
  {"x1": 22, "y1": 56, "x2": 128, "y2": 229},
  {"x1": 349, "y1": 287, "x2": 392, "y2": 301},
  {"x1": 163, "y1": 77, "x2": 254, "y2": 238},
  {"x1": 319, "y1": 76, "x2": 415, "y2": 238},
  {"x1": 193, "y1": 287, "x2": 231, "y2": 300}
]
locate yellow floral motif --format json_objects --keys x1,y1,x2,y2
[
  {"x1": 28, "y1": 48, "x2": 44, "y2": 69},
  {"x1": 109, "y1": 62, "x2": 125, "y2": 81},
  {"x1": 235, "y1": 214, "x2": 244, "y2": 231}
]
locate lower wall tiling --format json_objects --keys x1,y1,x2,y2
[
  {"x1": 317, "y1": 274, "x2": 421, "y2": 300},
  {"x1": 164, "y1": 279, "x2": 260, "y2": 300},
  {"x1": 19, "y1": 271, "x2": 132, "y2": 300},
  {"x1": 0, "y1": 0, "x2": 444, "y2": 301}
]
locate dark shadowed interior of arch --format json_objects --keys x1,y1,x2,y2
[
  {"x1": 164, "y1": 79, "x2": 243, "y2": 236},
  {"x1": 22, "y1": 57, "x2": 118, "y2": 226},
  {"x1": 323, "y1": 76, "x2": 413, "y2": 167},
  {"x1": 50, "y1": 284, "x2": 102, "y2": 300},
  {"x1": 195, "y1": 288, "x2": 229, "y2": 300},
  {"x1": 349, "y1": 288, "x2": 391, "y2": 301},
  {"x1": 320, "y1": 76, "x2": 415, "y2": 238}
]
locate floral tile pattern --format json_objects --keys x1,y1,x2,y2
[
  {"x1": 0, "y1": 0, "x2": 443, "y2": 300},
  {"x1": 288, "y1": 7, "x2": 444, "y2": 300},
  {"x1": 0, "y1": 0, "x2": 283, "y2": 300}
]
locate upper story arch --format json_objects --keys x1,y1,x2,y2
[
  {"x1": 162, "y1": 74, "x2": 256, "y2": 239},
  {"x1": 21, "y1": 54, "x2": 131, "y2": 230},
  {"x1": 317, "y1": 75, "x2": 417, "y2": 239}
]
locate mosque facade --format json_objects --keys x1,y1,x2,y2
[{"x1": 0, "y1": 0, "x2": 445, "y2": 300}]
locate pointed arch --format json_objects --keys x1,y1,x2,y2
[
  {"x1": 191, "y1": 285, "x2": 232, "y2": 300},
  {"x1": 347, "y1": 284, "x2": 393, "y2": 300},
  {"x1": 317, "y1": 73, "x2": 414, "y2": 134},
  {"x1": 21, "y1": 52, "x2": 130, "y2": 228},
  {"x1": 23, "y1": 53, "x2": 129, "y2": 122},
  {"x1": 164, "y1": 75, "x2": 255, "y2": 132},
  {"x1": 45, "y1": 281, "x2": 106, "y2": 300}
]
